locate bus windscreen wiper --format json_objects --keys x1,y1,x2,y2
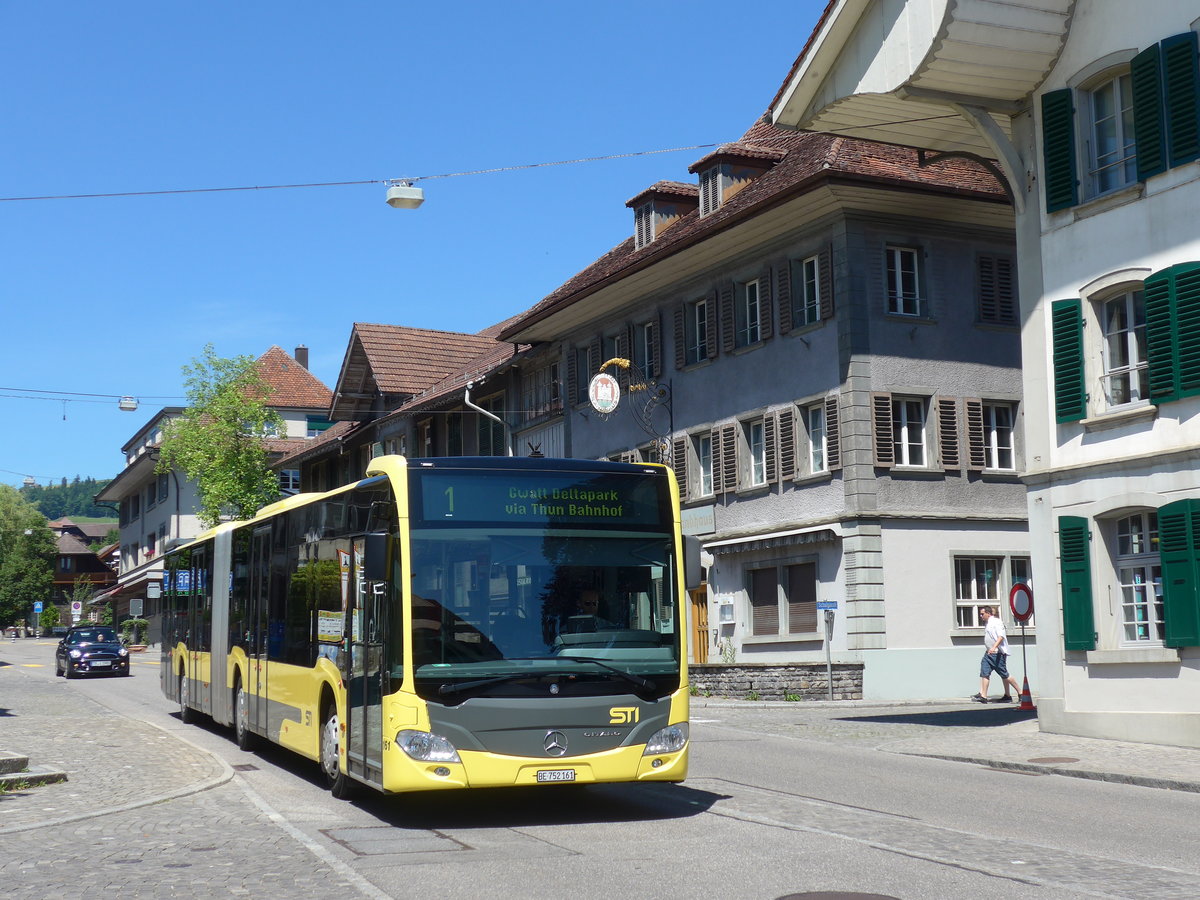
[
  {"x1": 561, "y1": 656, "x2": 656, "y2": 691},
  {"x1": 438, "y1": 656, "x2": 654, "y2": 699}
]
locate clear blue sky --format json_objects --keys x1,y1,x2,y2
[{"x1": 1, "y1": 1, "x2": 826, "y2": 490}]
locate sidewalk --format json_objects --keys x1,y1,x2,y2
[
  {"x1": 0, "y1": 658, "x2": 231, "y2": 834},
  {"x1": 692, "y1": 697, "x2": 1200, "y2": 794}
]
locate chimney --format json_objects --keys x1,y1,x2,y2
[{"x1": 295, "y1": 345, "x2": 309, "y2": 369}]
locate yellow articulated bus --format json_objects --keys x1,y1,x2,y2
[{"x1": 161, "y1": 455, "x2": 699, "y2": 798}]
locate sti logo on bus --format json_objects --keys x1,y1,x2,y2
[{"x1": 609, "y1": 707, "x2": 639, "y2": 724}]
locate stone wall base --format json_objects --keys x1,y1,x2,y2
[{"x1": 689, "y1": 663, "x2": 864, "y2": 701}]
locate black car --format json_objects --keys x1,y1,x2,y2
[{"x1": 55, "y1": 626, "x2": 131, "y2": 678}]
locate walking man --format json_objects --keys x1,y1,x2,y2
[{"x1": 972, "y1": 606, "x2": 1021, "y2": 703}]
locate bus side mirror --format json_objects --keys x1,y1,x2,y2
[
  {"x1": 363, "y1": 532, "x2": 389, "y2": 582},
  {"x1": 684, "y1": 535, "x2": 702, "y2": 591}
]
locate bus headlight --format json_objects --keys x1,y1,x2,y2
[
  {"x1": 643, "y1": 723, "x2": 688, "y2": 755},
  {"x1": 396, "y1": 730, "x2": 462, "y2": 763}
]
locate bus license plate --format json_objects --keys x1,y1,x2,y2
[{"x1": 536, "y1": 769, "x2": 575, "y2": 783}]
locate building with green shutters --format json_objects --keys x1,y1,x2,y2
[{"x1": 771, "y1": 0, "x2": 1200, "y2": 748}]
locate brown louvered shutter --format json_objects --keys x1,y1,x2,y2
[
  {"x1": 710, "y1": 426, "x2": 724, "y2": 494},
  {"x1": 588, "y1": 336, "x2": 601, "y2": 380},
  {"x1": 566, "y1": 344, "x2": 578, "y2": 405},
  {"x1": 759, "y1": 271, "x2": 774, "y2": 342},
  {"x1": 778, "y1": 406, "x2": 796, "y2": 480},
  {"x1": 706, "y1": 293, "x2": 719, "y2": 359},
  {"x1": 777, "y1": 261, "x2": 793, "y2": 335},
  {"x1": 750, "y1": 567, "x2": 779, "y2": 636},
  {"x1": 647, "y1": 317, "x2": 660, "y2": 378},
  {"x1": 764, "y1": 414, "x2": 778, "y2": 483},
  {"x1": 615, "y1": 329, "x2": 630, "y2": 389},
  {"x1": 673, "y1": 307, "x2": 686, "y2": 370},
  {"x1": 978, "y1": 256, "x2": 1017, "y2": 324},
  {"x1": 825, "y1": 394, "x2": 841, "y2": 470},
  {"x1": 965, "y1": 398, "x2": 987, "y2": 471},
  {"x1": 671, "y1": 435, "x2": 688, "y2": 499},
  {"x1": 819, "y1": 246, "x2": 834, "y2": 320},
  {"x1": 872, "y1": 392, "x2": 895, "y2": 468},
  {"x1": 937, "y1": 397, "x2": 961, "y2": 471},
  {"x1": 720, "y1": 284, "x2": 735, "y2": 354},
  {"x1": 721, "y1": 423, "x2": 738, "y2": 492}
]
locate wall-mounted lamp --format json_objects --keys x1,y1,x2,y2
[{"x1": 386, "y1": 181, "x2": 424, "y2": 209}]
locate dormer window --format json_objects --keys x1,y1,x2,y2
[
  {"x1": 634, "y1": 203, "x2": 655, "y2": 249},
  {"x1": 699, "y1": 167, "x2": 721, "y2": 215}
]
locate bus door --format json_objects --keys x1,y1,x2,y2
[
  {"x1": 246, "y1": 526, "x2": 272, "y2": 739},
  {"x1": 345, "y1": 536, "x2": 386, "y2": 785}
]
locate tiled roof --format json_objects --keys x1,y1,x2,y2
[
  {"x1": 499, "y1": 121, "x2": 1007, "y2": 341},
  {"x1": 254, "y1": 346, "x2": 333, "y2": 409},
  {"x1": 347, "y1": 324, "x2": 500, "y2": 396},
  {"x1": 57, "y1": 533, "x2": 93, "y2": 555},
  {"x1": 687, "y1": 141, "x2": 788, "y2": 172},
  {"x1": 381, "y1": 341, "x2": 526, "y2": 421},
  {"x1": 625, "y1": 181, "x2": 699, "y2": 207}
]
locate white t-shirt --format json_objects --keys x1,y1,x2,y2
[{"x1": 984, "y1": 616, "x2": 1010, "y2": 654}]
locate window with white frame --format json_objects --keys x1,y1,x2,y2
[
  {"x1": 1085, "y1": 71, "x2": 1136, "y2": 197},
  {"x1": 807, "y1": 403, "x2": 827, "y2": 474},
  {"x1": 1115, "y1": 511, "x2": 1163, "y2": 645},
  {"x1": 954, "y1": 555, "x2": 1032, "y2": 628},
  {"x1": 736, "y1": 280, "x2": 761, "y2": 347},
  {"x1": 632, "y1": 320, "x2": 655, "y2": 377},
  {"x1": 1100, "y1": 289, "x2": 1148, "y2": 408},
  {"x1": 982, "y1": 402, "x2": 1016, "y2": 470},
  {"x1": 695, "y1": 433, "x2": 713, "y2": 497},
  {"x1": 886, "y1": 246, "x2": 922, "y2": 316},
  {"x1": 793, "y1": 254, "x2": 821, "y2": 327},
  {"x1": 745, "y1": 419, "x2": 766, "y2": 487},
  {"x1": 278, "y1": 469, "x2": 300, "y2": 495},
  {"x1": 685, "y1": 299, "x2": 709, "y2": 365},
  {"x1": 418, "y1": 419, "x2": 434, "y2": 458},
  {"x1": 892, "y1": 398, "x2": 926, "y2": 467},
  {"x1": 157, "y1": 472, "x2": 169, "y2": 502}
]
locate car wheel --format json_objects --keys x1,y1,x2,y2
[
  {"x1": 320, "y1": 707, "x2": 354, "y2": 799},
  {"x1": 64, "y1": 662, "x2": 74, "y2": 680},
  {"x1": 55, "y1": 658, "x2": 64, "y2": 677},
  {"x1": 234, "y1": 684, "x2": 257, "y2": 751},
  {"x1": 179, "y1": 672, "x2": 195, "y2": 724}
]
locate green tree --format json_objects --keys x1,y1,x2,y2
[
  {"x1": 157, "y1": 344, "x2": 285, "y2": 529},
  {"x1": 0, "y1": 485, "x2": 55, "y2": 627}
]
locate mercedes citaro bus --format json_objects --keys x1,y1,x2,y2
[{"x1": 161, "y1": 455, "x2": 699, "y2": 797}]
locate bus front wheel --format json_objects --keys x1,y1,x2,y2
[{"x1": 320, "y1": 708, "x2": 354, "y2": 799}]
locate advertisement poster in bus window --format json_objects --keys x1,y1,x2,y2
[{"x1": 352, "y1": 541, "x2": 365, "y2": 643}]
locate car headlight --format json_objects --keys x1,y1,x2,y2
[
  {"x1": 118, "y1": 648, "x2": 129, "y2": 657},
  {"x1": 395, "y1": 730, "x2": 461, "y2": 763},
  {"x1": 643, "y1": 723, "x2": 689, "y2": 755},
  {"x1": 69, "y1": 649, "x2": 82, "y2": 659}
]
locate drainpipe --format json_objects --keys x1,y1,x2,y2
[{"x1": 464, "y1": 381, "x2": 513, "y2": 456}]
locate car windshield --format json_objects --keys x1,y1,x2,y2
[{"x1": 68, "y1": 629, "x2": 118, "y2": 644}]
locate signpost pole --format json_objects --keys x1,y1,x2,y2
[{"x1": 816, "y1": 603, "x2": 838, "y2": 700}]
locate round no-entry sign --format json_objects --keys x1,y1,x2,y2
[{"x1": 1009, "y1": 582, "x2": 1034, "y2": 623}]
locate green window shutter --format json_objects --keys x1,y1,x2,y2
[
  {"x1": 1157, "y1": 499, "x2": 1200, "y2": 648},
  {"x1": 1051, "y1": 299, "x2": 1086, "y2": 422},
  {"x1": 1132, "y1": 44, "x2": 1167, "y2": 181},
  {"x1": 1162, "y1": 32, "x2": 1200, "y2": 168},
  {"x1": 1144, "y1": 268, "x2": 1178, "y2": 403},
  {"x1": 1059, "y1": 516, "x2": 1096, "y2": 651},
  {"x1": 1041, "y1": 89, "x2": 1078, "y2": 211},
  {"x1": 1173, "y1": 262, "x2": 1200, "y2": 397}
]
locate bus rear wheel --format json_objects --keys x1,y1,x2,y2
[
  {"x1": 179, "y1": 672, "x2": 195, "y2": 724},
  {"x1": 320, "y1": 708, "x2": 354, "y2": 799},
  {"x1": 234, "y1": 683, "x2": 257, "y2": 751}
]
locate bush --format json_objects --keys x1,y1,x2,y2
[{"x1": 121, "y1": 617, "x2": 150, "y2": 645}]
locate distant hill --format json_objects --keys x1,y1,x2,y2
[{"x1": 21, "y1": 476, "x2": 115, "y2": 520}]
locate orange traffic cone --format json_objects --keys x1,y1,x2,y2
[{"x1": 1019, "y1": 676, "x2": 1036, "y2": 711}]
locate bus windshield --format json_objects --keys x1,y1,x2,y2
[{"x1": 408, "y1": 526, "x2": 681, "y2": 701}]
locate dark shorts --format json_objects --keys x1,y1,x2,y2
[{"x1": 980, "y1": 652, "x2": 1010, "y2": 679}]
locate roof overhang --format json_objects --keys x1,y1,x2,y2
[{"x1": 770, "y1": 0, "x2": 1074, "y2": 154}]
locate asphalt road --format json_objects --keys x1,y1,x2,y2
[{"x1": 4, "y1": 639, "x2": 1200, "y2": 899}]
